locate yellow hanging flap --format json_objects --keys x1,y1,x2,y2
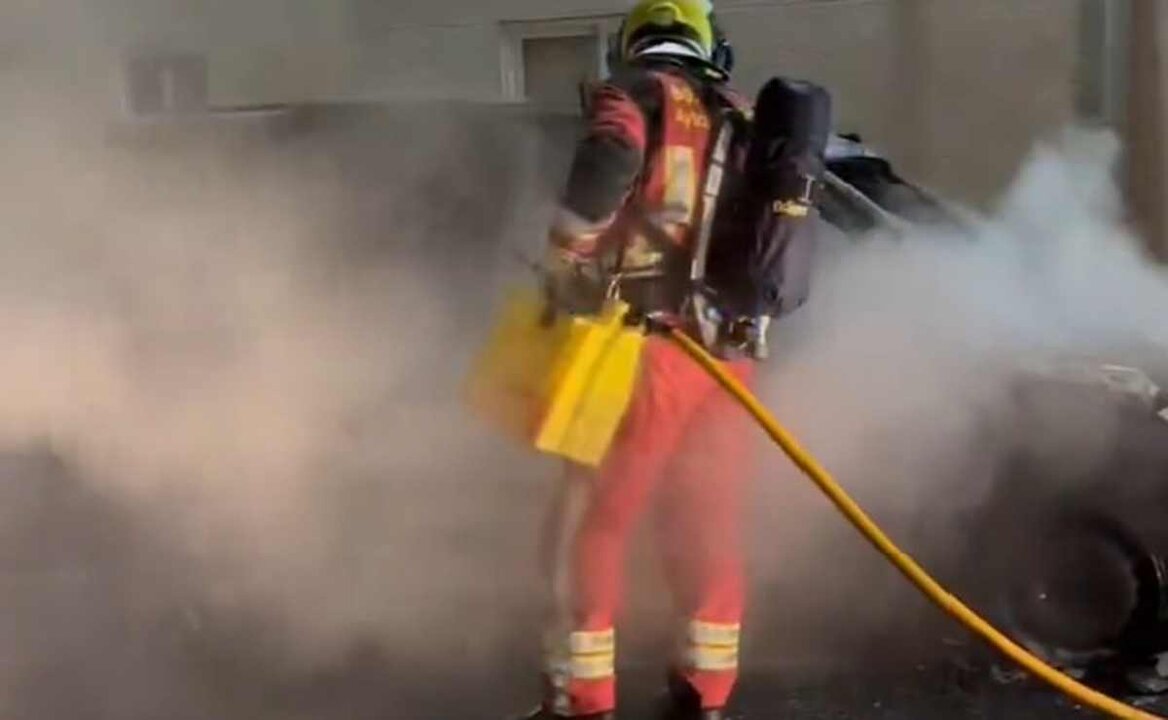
[
  {"x1": 464, "y1": 286, "x2": 570, "y2": 445},
  {"x1": 464, "y1": 285, "x2": 644, "y2": 467},
  {"x1": 535, "y1": 300, "x2": 644, "y2": 466}
]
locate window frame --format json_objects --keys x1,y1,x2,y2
[{"x1": 499, "y1": 16, "x2": 622, "y2": 105}]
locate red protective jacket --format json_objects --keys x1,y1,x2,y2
[{"x1": 549, "y1": 60, "x2": 750, "y2": 316}]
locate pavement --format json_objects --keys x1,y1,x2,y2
[{"x1": 2, "y1": 445, "x2": 1167, "y2": 720}]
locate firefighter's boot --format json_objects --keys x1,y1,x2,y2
[{"x1": 658, "y1": 672, "x2": 728, "y2": 720}]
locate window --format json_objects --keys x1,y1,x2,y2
[
  {"x1": 501, "y1": 17, "x2": 620, "y2": 113},
  {"x1": 523, "y1": 35, "x2": 600, "y2": 111}
]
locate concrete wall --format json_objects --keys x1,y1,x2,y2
[
  {"x1": 1126, "y1": 0, "x2": 1168, "y2": 258},
  {"x1": 345, "y1": 0, "x2": 1081, "y2": 206},
  {"x1": 14, "y1": 0, "x2": 1083, "y2": 207},
  {"x1": 719, "y1": 1, "x2": 907, "y2": 166},
  {"x1": 898, "y1": 0, "x2": 1080, "y2": 203},
  {"x1": 111, "y1": 0, "x2": 352, "y2": 105},
  {"x1": 1, "y1": 0, "x2": 355, "y2": 107}
]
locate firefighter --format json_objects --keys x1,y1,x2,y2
[
  {"x1": 524, "y1": 3, "x2": 750, "y2": 719},
  {"x1": 519, "y1": 2, "x2": 829, "y2": 719}
]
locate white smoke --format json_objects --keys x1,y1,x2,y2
[
  {"x1": 3, "y1": 7, "x2": 1168, "y2": 706},
  {"x1": 0, "y1": 79, "x2": 560, "y2": 719},
  {"x1": 747, "y1": 128, "x2": 1168, "y2": 656}
]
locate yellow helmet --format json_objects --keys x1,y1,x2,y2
[{"x1": 616, "y1": 0, "x2": 732, "y2": 73}]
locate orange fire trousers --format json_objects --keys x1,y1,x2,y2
[{"x1": 541, "y1": 336, "x2": 756, "y2": 716}]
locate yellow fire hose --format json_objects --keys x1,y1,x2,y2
[{"x1": 667, "y1": 327, "x2": 1165, "y2": 720}]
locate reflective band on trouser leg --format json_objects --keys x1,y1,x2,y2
[
  {"x1": 682, "y1": 619, "x2": 740, "y2": 710},
  {"x1": 687, "y1": 644, "x2": 739, "y2": 672},
  {"x1": 570, "y1": 628, "x2": 616, "y2": 655},
  {"x1": 546, "y1": 629, "x2": 617, "y2": 716},
  {"x1": 571, "y1": 651, "x2": 616, "y2": 680},
  {"x1": 686, "y1": 620, "x2": 740, "y2": 671}
]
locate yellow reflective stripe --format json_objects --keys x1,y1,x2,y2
[
  {"x1": 546, "y1": 629, "x2": 617, "y2": 681},
  {"x1": 544, "y1": 653, "x2": 616, "y2": 683},
  {"x1": 774, "y1": 199, "x2": 811, "y2": 218},
  {"x1": 620, "y1": 233, "x2": 667, "y2": 274},
  {"x1": 569, "y1": 629, "x2": 615, "y2": 655},
  {"x1": 663, "y1": 145, "x2": 698, "y2": 223},
  {"x1": 685, "y1": 621, "x2": 740, "y2": 672},
  {"x1": 570, "y1": 652, "x2": 616, "y2": 680},
  {"x1": 688, "y1": 620, "x2": 741, "y2": 648},
  {"x1": 687, "y1": 645, "x2": 739, "y2": 672}
]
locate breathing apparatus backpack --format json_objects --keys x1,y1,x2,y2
[{"x1": 693, "y1": 77, "x2": 832, "y2": 358}]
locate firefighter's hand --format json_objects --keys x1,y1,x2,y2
[{"x1": 543, "y1": 248, "x2": 605, "y2": 317}]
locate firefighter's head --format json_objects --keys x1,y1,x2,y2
[{"x1": 612, "y1": 0, "x2": 734, "y2": 78}]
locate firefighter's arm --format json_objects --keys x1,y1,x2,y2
[
  {"x1": 544, "y1": 79, "x2": 649, "y2": 312},
  {"x1": 547, "y1": 80, "x2": 648, "y2": 259}
]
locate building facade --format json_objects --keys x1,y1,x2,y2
[
  {"x1": 33, "y1": 0, "x2": 1159, "y2": 253},
  {"x1": 346, "y1": 0, "x2": 1087, "y2": 206}
]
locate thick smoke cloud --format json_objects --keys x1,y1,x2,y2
[
  {"x1": 0, "y1": 76, "x2": 566, "y2": 717},
  {"x1": 747, "y1": 129, "x2": 1168, "y2": 659},
  {"x1": 2, "y1": 6, "x2": 1167, "y2": 716}
]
